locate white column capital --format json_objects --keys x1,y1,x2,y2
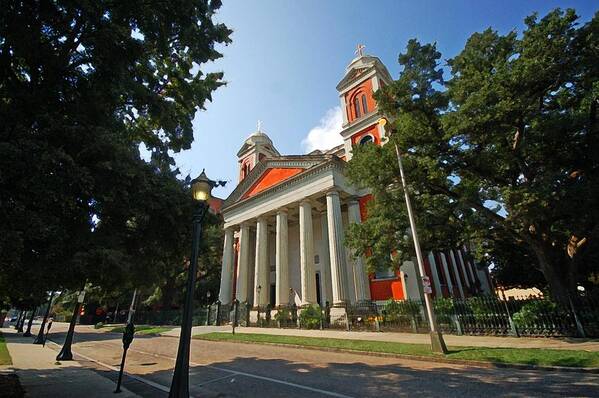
[
  {"x1": 347, "y1": 195, "x2": 360, "y2": 205},
  {"x1": 326, "y1": 189, "x2": 340, "y2": 198},
  {"x1": 299, "y1": 198, "x2": 312, "y2": 206}
]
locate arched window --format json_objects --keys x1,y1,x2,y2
[
  {"x1": 362, "y1": 94, "x2": 368, "y2": 114},
  {"x1": 360, "y1": 135, "x2": 374, "y2": 145},
  {"x1": 354, "y1": 97, "x2": 361, "y2": 119}
]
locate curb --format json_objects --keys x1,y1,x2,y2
[{"x1": 194, "y1": 337, "x2": 599, "y2": 374}]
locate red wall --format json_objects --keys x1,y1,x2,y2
[
  {"x1": 370, "y1": 274, "x2": 404, "y2": 301},
  {"x1": 351, "y1": 124, "x2": 380, "y2": 146},
  {"x1": 345, "y1": 78, "x2": 377, "y2": 123}
]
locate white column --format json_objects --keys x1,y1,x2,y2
[
  {"x1": 253, "y1": 217, "x2": 269, "y2": 307},
  {"x1": 326, "y1": 191, "x2": 349, "y2": 306},
  {"x1": 218, "y1": 228, "x2": 235, "y2": 304},
  {"x1": 459, "y1": 249, "x2": 476, "y2": 288},
  {"x1": 453, "y1": 249, "x2": 471, "y2": 289},
  {"x1": 299, "y1": 200, "x2": 317, "y2": 305},
  {"x1": 319, "y1": 211, "x2": 333, "y2": 305},
  {"x1": 440, "y1": 252, "x2": 454, "y2": 298},
  {"x1": 275, "y1": 209, "x2": 289, "y2": 307},
  {"x1": 347, "y1": 199, "x2": 370, "y2": 302},
  {"x1": 427, "y1": 252, "x2": 442, "y2": 298},
  {"x1": 448, "y1": 251, "x2": 465, "y2": 298},
  {"x1": 235, "y1": 224, "x2": 251, "y2": 303}
]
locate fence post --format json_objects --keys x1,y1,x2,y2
[
  {"x1": 232, "y1": 299, "x2": 239, "y2": 334},
  {"x1": 245, "y1": 302, "x2": 251, "y2": 327},
  {"x1": 345, "y1": 304, "x2": 350, "y2": 332},
  {"x1": 215, "y1": 301, "x2": 221, "y2": 326},
  {"x1": 266, "y1": 304, "x2": 272, "y2": 327},
  {"x1": 451, "y1": 314, "x2": 463, "y2": 336},
  {"x1": 325, "y1": 301, "x2": 331, "y2": 328},
  {"x1": 291, "y1": 304, "x2": 298, "y2": 328},
  {"x1": 205, "y1": 305, "x2": 210, "y2": 326}
]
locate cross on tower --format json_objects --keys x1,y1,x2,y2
[
  {"x1": 257, "y1": 120, "x2": 263, "y2": 132},
  {"x1": 355, "y1": 44, "x2": 366, "y2": 57}
]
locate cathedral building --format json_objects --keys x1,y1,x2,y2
[{"x1": 217, "y1": 51, "x2": 492, "y2": 318}]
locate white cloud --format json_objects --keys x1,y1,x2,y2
[{"x1": 301, "y1": 106, "x2": 343, "y2": 153}]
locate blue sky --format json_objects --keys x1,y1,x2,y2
[{"x1": 170, "y1": 0, "x2": 597, "y2": 199}]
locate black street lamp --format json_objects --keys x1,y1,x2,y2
[{"x1": 168, "y1": 170, "x2": 224, "y2": 398}]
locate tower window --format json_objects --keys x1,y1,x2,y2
[
  {"x1": 360, "y1": 135, "x2": 374, "y2": 145},
  {"x1": 354, "y1": 97, "x2": 361, "y2": 119},
  {"x1": 362, "y1": 94, "x2": 368, "y2": 114}
]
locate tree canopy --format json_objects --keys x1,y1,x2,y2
[
  {"x1": 0, "y1": 0, "x2": 231, "y2": 308},
  {"x1": 345, "y1": 8, "x2": 599, "y2": 304}
]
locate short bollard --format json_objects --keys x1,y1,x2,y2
[{"x1": 114, "y1": 322, "x2": 135, "y2": 393}]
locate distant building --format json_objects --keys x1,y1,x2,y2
[{"x1": 217, "y1": 51, "x2": 492, "y2": 319}]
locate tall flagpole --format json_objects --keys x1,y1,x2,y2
[{"x1": 381, "y1": 117, "x2": 448, "y2": 354}]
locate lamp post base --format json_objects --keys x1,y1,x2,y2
[{"x1": 429, "y1": 331, "x2": 448, "y2": 354}]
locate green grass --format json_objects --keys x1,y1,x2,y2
[
  {"x1": 108, "y1": 325, "x2": 173, "y2": 335},
  {"x1": 195, "y1": 332, "x2": 599, "y2": 368},
  {"x1": 0, "y1": 332, "x2": 12, "y2": 366}
]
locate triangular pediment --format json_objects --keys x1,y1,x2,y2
[{"x1": 223, "y1": 155, "x2": 331, "y2": 208}]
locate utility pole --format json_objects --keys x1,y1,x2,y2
[{"x1": 380, "y1": 116, "x2": 448, "y2": 354}]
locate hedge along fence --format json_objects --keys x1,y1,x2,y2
[{"x1": 375, "y1": 295, "x2": 599, "y2": 337}]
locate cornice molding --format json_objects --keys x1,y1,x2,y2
[{"x1": 340, "y1": 112, "x2": 382, "y2": 137}]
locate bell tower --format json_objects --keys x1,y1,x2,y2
[
  {"x1": 237, "y1": 123, "x2": 280, "y2": 182},
  {"x1": 336, "y1": 45, "x2": 393, "y2": 160}
]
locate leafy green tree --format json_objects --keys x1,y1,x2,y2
[
  {"x1": 0, "y1": 1, "x2": 231, "y2": 303},
  {"x1": 346, "y1": 9, "x2": 599, "y2": 305}
]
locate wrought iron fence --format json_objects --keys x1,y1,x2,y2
[{"x1": 108, "y1": 293, "x2": 599, "y2": 338}]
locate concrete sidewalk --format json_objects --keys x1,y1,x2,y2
[
  {"x1": 1, "y1": 327, "x2": 138, "y2": 397},
  {"x1": 161, "y1": 325, "x2": 599, "y2": 352}
]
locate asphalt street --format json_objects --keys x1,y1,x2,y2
[{"x1": 34, "y1": 324, "x2": 598, "y2": 398}]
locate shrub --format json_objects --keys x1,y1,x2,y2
[
  {"x1": 299, "y1": 305, "x2": 322, "y2": 329},
  {"x1": 467, "y1": 296, "x2": 496, "y2": 322},
  {"x1": 94, "y1": 322, "x2": 104, "y2": 329},
  {"x1": 274, "y1": 308, "x2": 291, "y2": 322},
  {"x1": 383, "y1": 299, "x2": 420, "y2": 321},
  {"x1": 513, "y1": 299, "x2": 558, "y2": 328},
  {"x1": 433, "y1": 297, "x2": 454, "y2": 323}
]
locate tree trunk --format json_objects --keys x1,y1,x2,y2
[{"x1": 530, "y1": 241, "x2": 574, "y2": 306}]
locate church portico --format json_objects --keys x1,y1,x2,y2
[{"x1": 218, "y1": 172, "x2": 366, "y2": 312}]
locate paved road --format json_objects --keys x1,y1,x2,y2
[{"x1": 35, "y1": 324, "x2": 598, "y2": 398}]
